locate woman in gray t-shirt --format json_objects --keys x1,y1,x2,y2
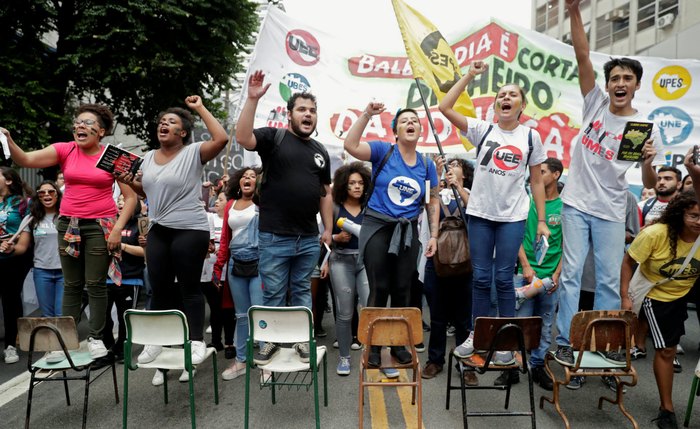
[{"x1": 119, "y1": 95, "x2": 229, "y2": 374}]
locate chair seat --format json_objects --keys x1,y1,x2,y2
[
  {"x1": 33, "y1": 351, "x2": 94, "y2": 370},
  {"x1": 137, "y1": 346, "x2": 217, "y2": 370},
  {"x1": 573, "y1": 351, "x2": 627, "y2": 369},
  {"x1": 259, "y1": 346, "x2": 326, "y2": 373}
]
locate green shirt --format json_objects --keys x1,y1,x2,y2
[{"x1": 519, "y1": 196, "x2": 563, "y2": 278}]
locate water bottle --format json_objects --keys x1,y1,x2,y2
[
  {"x1": 515, "y1": 277, "x2": 554, "y2": 310},
  {"x1": 336, "y1": 217, "x2": 362, "y2": 237}
]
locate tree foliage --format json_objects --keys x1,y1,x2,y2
[{"x1": 0, "y1": 0, "x2": 258, "y2": 152}]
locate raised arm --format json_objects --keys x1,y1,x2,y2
[
  {"x1": 529, "y1": 164, "x2": 551, "y2": 241},
  {"x1": 184, "y1": 96, "x2": 229, "y2": 163},
  {"x1": 438, "y1": 61, "x2": 487, "y2": 132},
  {"x1": 567, "y1": 0, "x2": 596, "y2": 95},
  {"x1": 235, "y1": 70, "x2": 271, "y2": 151},
  {"x1": 684, "y1": 147, "x2": 700, "y2": 200},
  {"x1": 0, "y1": 128, "x2": 58, "y2": 168},
  {"x1": 343, "y1": 101, "x2": 385, "y2": 162}
]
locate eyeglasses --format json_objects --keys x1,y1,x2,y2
[
  {"x1": 37, "y1": 189, "x2": 57, "y2": 196},
  {"x1": 73, "y1": 118, "x2": 99, "y2": 126}
]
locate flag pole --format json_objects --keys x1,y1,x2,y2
[{"x1": 413, "y1": 78, "x2": 470, "y2": 227}]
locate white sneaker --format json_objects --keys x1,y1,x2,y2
[
  {"x1": 191, "y1": 341, "x2": 206, "y2": 365},
  {"x1": 4, "y1": 346, "x2": 19, "y2": 364},
  {"x1": 205, "y1": 325, "x2": 212, "y2": 334},
  {"x1": 151, "y1": 370, "x2": 164, "y2": 386},
  {"x1": 45, "y1": 351, "x2": 66, "y2": 364},
  {"x1": 179, "y1": 368, "x2": 196, "y2": 382},
  {"x1": 222, "y1": 360, "x2": 246, "y2": 380},
  {"x1": 87, "y1": 338, "x2": 108, "y2": 359},
  {"x1": 138, "y1": 345, "x2": 163, "y2": 364},
  {"x1": 453, "y1": 332, "x2": 474, "y2": 358},
  {"x1": 677, "y1": 344, "x2": 685, "y2": 355}
]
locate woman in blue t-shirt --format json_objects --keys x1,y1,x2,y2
[
  {"x1": 344, "y1": 102, "x2": 439, "y2": 368},
  {"x1": 321, "y1": 161, "x2": 371, "y2": 376},
  {"x1": 440, "y1": 61, "x2": 550, "y2": 365}
]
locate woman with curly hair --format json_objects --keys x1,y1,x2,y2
[
  {"x1": 321, "y1": 161, "x2": 371, "y2": 376},
  {"x1": 5, "y1": 180, "x2": 63, "y2": 318},
  {"x1": 213, "y1": 166, "x2": 263, "y2": 380},
  {"x1": 1, "y1": 104, "x2": 138, "y2": 361},
  {"x1": 621, "y1": 190, "x2": 700, "y2": 426}
]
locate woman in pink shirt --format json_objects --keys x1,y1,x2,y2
[{"x1": 1, "y1": 104, "x2": 137, "y2": 360}]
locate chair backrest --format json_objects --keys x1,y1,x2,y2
[
  {"x1": 569, "y1": 310, "x2": 637, "y2": 352},
  {"x1": 471, "y1": 317, "x2": 543, "y2": 351},
  {"x1": 17, "y1": 317, "x2": 79, "y2": 352},
  {"x1": 248, "y1": 306, "x2": 313, "y2": 344},
  {"x1": 124, "y1": 310, "x2": 189, "y2": 346},
  {"x1": 357, "y1": 307, "x2": 423, "y2": 347}
]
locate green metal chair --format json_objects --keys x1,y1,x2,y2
[
  {"x1": 122, "y1": 309, "x2": 218, "y2": 429},
  {"x1": 683, "y1": 357, "x2": 700, "y2": 427},
  {"x1": 244, "y1": 305, "x2": 328, "y2": 429},
  {"x1": 17, "y1": 316, "x2": 119, "y2": 429}
]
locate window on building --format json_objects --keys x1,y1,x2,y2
[
  {"x1": 637, "y1": 0, "x2": 656, "y2": 32},
  {"x1": 596, "y1": 15, "x2": 612, "y2": 49},
  {"x1": 595, "y1": 3, "x2": 629, "y2": 49},
  {"x1": 547, "y1": 0, "x2": 559, "y2": 30},
  {"x1": 536, "y1": 4, "x2": 547, "y2": 32}
]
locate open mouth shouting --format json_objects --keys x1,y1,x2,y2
[{"x1": 613, "y1": 88, "x2": 628, "y2": 102}]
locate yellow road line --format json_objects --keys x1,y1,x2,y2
[
  {"x1": 367, "y1": 369, "x2": 389, "y2": 428},
  {"x1": 396, "y1": 369, "x2": 425, "y2": 429}
]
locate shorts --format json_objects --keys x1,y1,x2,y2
[{"x1": 641, "y1": 296, "x2": 688, "y2": 350}]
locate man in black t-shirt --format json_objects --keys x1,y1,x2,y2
[{"x1": 236, "y1": 70, "x2": 333, "y2": 365}]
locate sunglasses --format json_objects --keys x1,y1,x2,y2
[{"x1": 37, "y1": 189, "x2": 57, "y2": 196}]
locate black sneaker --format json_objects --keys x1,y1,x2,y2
[
  {"x1": 368, "y1": 346, "x2": 382, "y2": 368},
  {"x1": 253, "y1": 343, "x2": 280, "y2": 365},
  {"x1": 293, "y1": 342, "x2": 310, "y2": 363},
  {"x1": 601, "y1": 375, "x2": 627, "y2": 393},
  {"x1": 390, "y1": 346, "x2": 412, "y2": 365},
  {"x1": 494, "y1": 369, "x2": 520, "y2": 386},
  {"x1": 554, "y1": 346, "x2": 575, "y2": 366},
  {"x1": 630, "y1": 346, "x2": 647, "y2": 360},
  {"x1": 652, "y1": 408, "x2": 679, "y2": 429},
  {"x1": 597, "y1": 350, "x2": 625, "y2": 364},
  {"x1": 224, "y1": 347, "x2": 235, "y2": 360},
  {"x1": 673, "y1": 357, "x2": 682, "y2": 373},
  {"x1": 565, "y1": 375, "x2": 585, "y2": 390},
  {"x1": 531, "y1": 366, "x2": 553, "y2": 391}
]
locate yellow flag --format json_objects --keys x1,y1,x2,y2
[{"x1": 392, "y1": 0, "x2": 475, "y2": 149}]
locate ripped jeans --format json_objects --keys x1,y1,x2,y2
[
  {"x1": 329, "y1": 252, "x2": 369, "y2": 357},
  {"x1": 514, "y1": 274, "x2": 558, "y2": 368},
  {"x1": 57, "y1": 216, "x2": 110, "y2": 340}
]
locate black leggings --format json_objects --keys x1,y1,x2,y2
[
  {"x1": 103, "y1": 283, "x2": 135, "y2": 354},
  {"x1": 0, "y1": 254, "x2": 32, "y2": 348},
  {"x1": 146, "y1": 224, "x2": 209, "y2": 341},
  {"x1": 364, "y1": 223, "x2": 420, "y2": 308},
  {"x1": 202, "y1": 281, "x2": 235, "y2": 346}
]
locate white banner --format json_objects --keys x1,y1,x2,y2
[{"x1": 238, "y1": 7, "x2": 700, "y2": 185}]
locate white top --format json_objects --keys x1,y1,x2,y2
[
  {"x1": 228, "y1": 202, "x2": 257, "y2": 240},
  {"x1": 461, "y1": 118, "x2": 546, "y2": 222},
  {"x1": 201, "y1": 212, "x2": 224, "y2": 282},
  {"x1": 561, "y1": 86, "x2": 665, "y2": 222}
]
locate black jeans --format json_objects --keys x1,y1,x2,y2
[
  {"x1": 0, "y1": 254, "x2": 32, "y2": 348},
  {"x1": 423, "y1": 259, "x2": 471, "y2": 366},
  {"x1": 364, "y1": 222, "x2": 419, "y2": 309},
  {"x1": 146, "y1": 224, "x2": 209, "y2": 341},
  {"x1": 202, "y1": 281, "x2": 235, "y2": 346},
  {"x1": 103, "y1": 283, "x2": 135, "y2": 354}
]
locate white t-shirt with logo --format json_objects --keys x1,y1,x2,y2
[
  {"x1": 461, "y1": 119, "x2": 546, "y2": 222},
  {"x1": 561, "y1": 86, "x2": 665, "y2": 222},
  {"x1": 638, "y1": 197, "x2": 670, "y2": 225}
]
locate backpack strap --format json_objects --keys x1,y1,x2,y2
[
  {"x1": 642, "y1": 197, "x2": 657, "y2": 225},
  {"x1": 527, "y1": 129, "x2": 533, "y2": 165},
  {"x1": 363, "y1": 144, "x2": 395, "y2": 209},
  {"x1": 475, "y1": 124, "x2": 494, "y2": 158}
]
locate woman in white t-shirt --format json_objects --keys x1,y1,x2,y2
[
  {"x1": 439, "y1": 61, "x2": 550, "y2": 364},
  {"x1": 7, "y1": 181, "x2": 63, "y2": 317}
]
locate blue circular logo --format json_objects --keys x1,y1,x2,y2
[
  {"x1": 259, "y1": 320, "x2": 267, "y2": 329},
  {"x1": 648, "y1": 106, "x2": 694, "y2": 146}
]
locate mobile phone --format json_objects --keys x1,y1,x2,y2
[{"x1": 694, "y1": 145, "x2": 699, "y2": 165}]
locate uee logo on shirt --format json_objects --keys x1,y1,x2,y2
[
  {"x1": 480, "y1": 141, "x2": 523, "y2": 175},
  {"x1": 314, "y1": 153, "x2": 325, "y2": 168},
  {"x1": 387, "y1": 176, "x2": 421, "y2": 206}
]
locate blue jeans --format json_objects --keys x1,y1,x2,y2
[
  {"x1": 33, "y1": 268, "x2": 64, "y2": 317},
  {"x1": 228, "y1": 266, "x2": 264, "y2": 362},
  {"x1": 329, "y1": 252, "x2": 369, "y2": 357},
  {"x1": 468, "y1": 216, "x2": 525, "y2": 320},
  {"x1": 258, "y1": 232, "x2": 319, "y2": 310},
  {"x1": 515, "y1": 274, "x2": 558, "y2": 367},
  {"x1": 555, "y1": 204, "x2": 625, "y2": 346}
]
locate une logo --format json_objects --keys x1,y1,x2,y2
[
  {"x1": 286, "y1": 29, "x2": 320, "y2": 66},
  {"x1": 648, "y1": 106, "x2": 693, "y2": 146}
]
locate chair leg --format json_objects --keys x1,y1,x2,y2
[
  {"x1": 323, "y1": 354, "x2": 328, "y2": 406},
  {"x1": 597, "y1": 376, "x2": 637, "y2": 429},
  {"x1": 313, "y1": 362, "x2": 321, "y2": 429},
  {"x1": 163, "y1": 370, "x2": 169, "y2": 404},
  {"x1": 271, "y1": 371, "x2": 276, "y2": 404},
  {"x1": 188, "y1": 367, "x2": 196, "y2": 429},
  {"x1": 446, "y1": 352, "x2": 453, "y2": 410},
  {"x1": 245, "y1": 365, "x2": 251, "y2": 429},
  {"x1": 505, "y1": 377, "x2": 512, "y2": 409},
  {"x1": 212, "y1": 353, "x2": 219, "y2": 405},
  {"x1": 358, "y1": 365, "x2": 365, "y2": 429},
  {"x1": 527, "y1": 367, "x2": 537, "y2": 429},
  {"x1": 82, "y1": 368, "x2": 91, "y2": 429},
  {"x1": 25, "y1": 375, "x2": 36, "y2": 429},
  {"x1": 417, "y1": 370, "x2": 423, "y2": 429},
  {"x1": 63, "y1": 371, "x2": 71, "y2": 406},
  {"x1": 685, "y1": 376, "x2": 700, "y2": 427},
  {"x1": 122, "y1": 367, "x2": 129, "y2": 429},
  {"x1": 459, "y1": 362, "x2": 468, "y2": 429},
  {"x1": 540, "y1": 369, "x2": 571, "y2": 429},
  {"x1": 412, "y1": 362, "x2": 417, "y2": 405},
  {"x1": 111, "y1": 361, "x2": 120, "y2": 404}
]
